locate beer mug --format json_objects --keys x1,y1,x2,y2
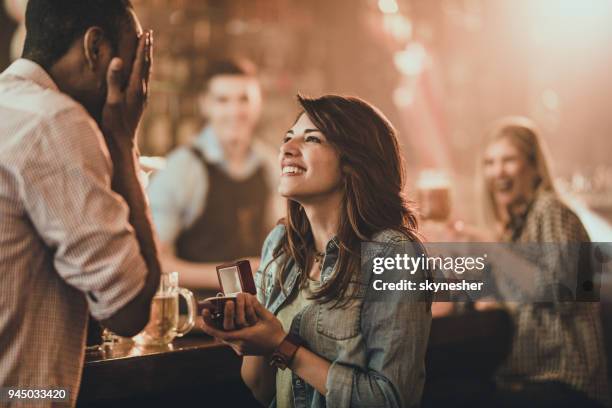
[
  {"x1": 416, "y1": 169, "x2": 451, "y2": 222},
  {"x1": 133, "y1": 272, "x2": 197, "y2": 347}
]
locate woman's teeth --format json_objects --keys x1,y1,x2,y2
[{"x1": 282, "y1": 166, "x2": 305, "y2": 175}]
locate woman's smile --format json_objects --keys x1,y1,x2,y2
[{"x1": 281, "y1": 160, "x2": 307, "y2": 176}]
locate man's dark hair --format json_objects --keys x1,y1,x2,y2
[
  {"x1": 203, "y1": 57, "x2": 258, "y2": 91},
  {"x1": 22, "y1": 0, "x2": 133, "y2": 69}
]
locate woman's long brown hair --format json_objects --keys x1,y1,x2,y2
[{"x1": 267, "y1": 94, "x2": 420, "y2": 307}]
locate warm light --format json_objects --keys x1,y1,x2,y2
[
  {"x1": 394, "y1": 42, "x2": 428, "y2": 76},
  {"x1": 527, "y1": 0, "x2": 611, "y2": 46},
  {"x1": 416, "y1": 169, "x2": 451, "y2": 190},
  {"x1": 393, "y1": 85, "x2": 415, "y2": 108},
  {"x1": 541, "y1": 89, "x2": 560, "y2": 111},
  {"x1": 383, "y1": 14, "x2": 413, "y2": 42},
  {"x1": 529, "y1": 0, "x2": 610, "y2": 20},
  {"x1": 378, "y1": 0, "x2": 399, "y2": 14}
]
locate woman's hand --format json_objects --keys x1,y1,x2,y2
[
  {"x1": 222, "y1": 292, "x2": 260, "y2": 330},
  {"x1": 201, "y1": 293, "x2": 286, "y2": 356}
]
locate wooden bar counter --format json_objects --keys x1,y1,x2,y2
[
  {"x1": 76, "y1": 310, "x2": 513, "y2": 407},
  {"x1": 77, "y1": 334, "x2": 260, "y2": 407}
]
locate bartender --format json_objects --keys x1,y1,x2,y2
[{"x1": 147, "y1": 58, "x2": 281, "y2": 291}]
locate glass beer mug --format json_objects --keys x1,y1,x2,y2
[
  {"x1": 133, "y1": 271, "x2": 197, "y2": 347},
  {"x1": 416, "y1": 169, "x2": 451, "y2": 222}
]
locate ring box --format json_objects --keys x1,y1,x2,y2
[{"x1": 198, "y1": 260, "x2": 256, "y2": 328}]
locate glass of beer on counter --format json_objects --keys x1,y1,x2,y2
[
  {"x1": 416, "y1": 169, "x2": 451, "y2": 222},
  {"x1": 133, "y1": 271, "x2": 197, "y2": 347}
]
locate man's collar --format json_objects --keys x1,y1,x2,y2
[
  {"x1": 194, "y1": 127, "x2": 224, "y2": 164},
  {"x1": 4, "y1": 59, "x2": 59, "y2": 92}
]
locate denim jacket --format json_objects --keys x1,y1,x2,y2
[{"x1": 256, "y1": 225, "x2": 432, "y2": 408}]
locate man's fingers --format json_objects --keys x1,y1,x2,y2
[
  {"x1": 128, "y1": 30, "x2": 149, "y2": 100},
  {"x1": 140, "y1": 31, "x2": 153, "y2": 105},
  {"x1": 105, "y1": 57, "x2": 124, "y2": 105},
  {"x1": 143, "y1": 30, "x2": 153, "y2": 87}
]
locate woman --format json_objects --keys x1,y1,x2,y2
[
  {"x1": 457, "y1": 117, "x2": 609, "y2": 407},
  {"x1": 201, "y1": 94, "x2": 432, "y2": 407}
]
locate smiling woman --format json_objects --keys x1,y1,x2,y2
[
  {"x1": 201, "y1": 94, "x2": 432, "y2": 408},
  {"x1": 481, "y1": 116, "x2": 555, "y2": 233},
  {"x1": 474, "y1": 116, "x2": 611, "y2": 407},
  {"x1": 278, "y1": 110, "x2": 343, "y2": 203}
]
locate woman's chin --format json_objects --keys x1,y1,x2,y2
[
  {"x1": 278, "y1": 187, "x2": 300, "y2": 200},
  {"x1": 278, "y1": 189, "x2": 312, "y2": 204},
  {"x1": 278, "y1": 185, "x2": 342, "y2": 205}
]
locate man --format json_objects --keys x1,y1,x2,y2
[
  {"x1": 148, "y1": 59, "x2": 281, "y2": 290},
  {"x1": 0, "y1": 1, "x2": 160, "y2": 406}
]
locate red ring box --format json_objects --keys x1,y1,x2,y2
[{"x1": 198, "y1": 260, "x2": 256, "y2": 328}]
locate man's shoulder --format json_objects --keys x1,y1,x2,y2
[
  {"x1": 34, "y1": 90, "x2": 83, "y2": 120},
  {"x1": 0, "y1": 83, "x2": 102, "y2": 168},
  {"x1": 0, "y1": 78, "x2": 98, "y2": 154},
  {"x1": 0, "y1": 72, "x2": 85, "y2": 123}
]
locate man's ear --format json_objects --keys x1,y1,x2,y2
[{"x1": 83, "y1": 27, "x2": 105, "y2": 70}]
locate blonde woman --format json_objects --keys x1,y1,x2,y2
[{"x1": 454, "y1": 117, "x2": 609, "y2": 407}]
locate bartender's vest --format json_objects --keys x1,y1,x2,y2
[{"x1": 175, "y1": 146, "x2": 270, "y2": 262}]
